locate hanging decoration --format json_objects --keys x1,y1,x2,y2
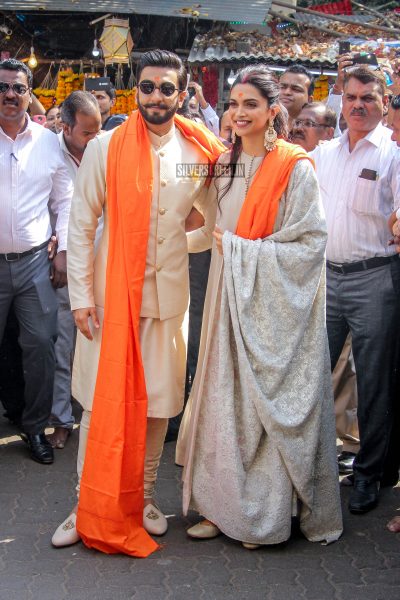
[
  {"x1": 100, "y1": 18, "x2": 133, "y2": 65},
  {"x1": 313, "y1": 75, "x2": 329, "y2": 100},
  {"x1": 111, "y1": 62, "x2": 137, "y2": 115},
  {"x1": 33, "y1": 62, "x2": 56, "y2": 110}
]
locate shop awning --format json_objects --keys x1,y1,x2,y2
[{"x1": 0, "y1": 0, "x2": 273, "y2": 24}]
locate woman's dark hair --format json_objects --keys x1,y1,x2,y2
[
  {"x1": 45, "y1": 105, "x2": 59, "y2": 117},
  {"x1": 217, "y1": 65, "x2": 289, "y2": 204},
  {"x1": 136, "y1": 49, "x2": 187, "y2": 91}
]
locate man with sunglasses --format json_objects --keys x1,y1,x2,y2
[
  {"x1": 52, "y1": 50, "x2": 224, "y2": 552},
  {"x1": 0, "y1": 59, "x2": 73, "y2": 465},
  {"x1": 311, "y1": 68, "x2": 400, "y2": 515}
]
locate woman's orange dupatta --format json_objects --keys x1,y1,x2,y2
[
  {"x1": 236, "y1": 139, "x2": 313, "y2": 240},
  {"x1": 76, "y1": 111, "x2": 225, "y2": 557}
]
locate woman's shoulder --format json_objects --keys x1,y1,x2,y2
[{"x1": 216, "y1": 149, "x2": 232, "y2": 165}]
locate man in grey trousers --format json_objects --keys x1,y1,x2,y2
[
  {"x1": 0, "y1": 59, "x2": 73, "y2": 464},
  {"x1": 47, "y1": 91, "x2": 101, "y2": 449},
  {"x1": 311, "y1": 67, "x2": 400, "y2": 514}
]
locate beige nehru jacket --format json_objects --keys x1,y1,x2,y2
[{"x1": 67, "y1": 123, "x2": 215, "y2": 319}]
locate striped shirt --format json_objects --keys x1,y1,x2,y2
[
  {"x1": 0, "y1": 116, "x2": 73, "y2": 253},
  {"x1": 311, "y1": 122, "x2": 400, "y2": 263}
]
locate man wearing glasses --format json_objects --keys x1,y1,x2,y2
[
  {"x1": 52, "y1": 50, "x2": 224, "y2": 553},
  {"x1": 0, "y1": 59, "x2": 73, "y2": 464},
  {"x1": 311, "y1": 68, "x2": 400, "y2": 515},
  {"x1": 292, "y1": 101, "x2": 360, "y2": 476},
  {"x1": 291, "y1": 101, "x2": 336, "y2": 152}
]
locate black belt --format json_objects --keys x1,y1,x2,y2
[
  {"x1": 0, "y1": 240, "x2": 49, "y2": 262},
  {"x1": 327, "y1": 254, "x2": 399, "y2": 275}
]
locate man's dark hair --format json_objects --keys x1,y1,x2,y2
[
  {"x1": 301, "y1": 101, "x2": 337, "y2": 129},
  {"x1": 0, "y1": 58, "x2": 33, "y2": 87},
  {"x1": 344, "y1": 67, "x2": 387, "y2": 97},
  {"x1": 105, "y1": 86, "x2": 116, "y2": 101},
  {"x1": 283, "y1": 64, "x2": 315, "y2": 96},
  {"x1": 136, "y1": 49, "x2": 187, "y2": 91},
  {"x1": 61, "y1": 91, "x2": 99, "y2": 128}
]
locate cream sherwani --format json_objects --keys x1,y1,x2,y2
[{"x1": 68, "y1": 124, "x2": 213, "y2": 419}]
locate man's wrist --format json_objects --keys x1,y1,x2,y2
[{"x1": 332, "y1": 85, "x2": 343, "y2": 95}]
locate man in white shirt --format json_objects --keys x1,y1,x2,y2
[
  {"x1": 311, "y1": 68, "x2": 400, "y2": 514},
  {"x1": 279, "y1": 64, "x2": 342, "y2": 137},
  {"x1": 279, "y1": 64, "x2": 314, "y2": 131},
  {"x1": 0, "y1": 59, "x2": 73, "y2": 464},
  {"x1": 47, "y1": 91, "x2": 101, "y2": 450}
]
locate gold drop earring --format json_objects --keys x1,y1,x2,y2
[{"x1": 264, "y1": 119, "x2": 277, "y2": 152}]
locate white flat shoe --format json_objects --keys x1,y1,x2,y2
[
  {"x1": 51, "y1": 512, "x2": 80, "y2": 547},
  {"x1": 242, "y1": 542, "x2": 261, "y2": 550},
  {"x1": 143, "y1": 503, "x2": 168, "y2": 536},
  {"x1": 187, "y1": 520, "x2": 221, "y2": 539}
]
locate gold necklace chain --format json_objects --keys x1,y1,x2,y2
[{"x1": 244, "y1": 155, "x2": 256, "y2": 198}]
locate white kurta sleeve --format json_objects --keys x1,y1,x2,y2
[
  {"x1": 187, "y1": 180, "x2": 218, "y2": 253},
  {"x1": 67, "y1": 136, "x2": 106, "y2": 310}
]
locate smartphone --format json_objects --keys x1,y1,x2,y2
[
  {"x1": 84, "y1": 76, "x2": 112, "y2": 92},
  {"x1": 187, "y1": 85, "x2": 197, "y2": 98},
  {"x1": 351, "y1": 53, "x2": 379, "y2": 68},
  {"x1": 338, "y1": 41, "x2": 351, "y2": 55}
]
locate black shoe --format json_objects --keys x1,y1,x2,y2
[
  {"x1": 20, "y1": 433, "x2": 54, "y2": 464},
  {"x1": 338, "y1": 451, "x2": 356, "y2": 474},
  {"x1": 348, "y1": 480, "x2": 379, "y2": 514}
]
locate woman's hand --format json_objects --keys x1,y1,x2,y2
[{"x1": 212, "y1": 225, "x2": 224, "y2": 255}]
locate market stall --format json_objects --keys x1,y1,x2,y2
[{"x1": 188, "y1": 18, "x2": 400, "y2": 113}]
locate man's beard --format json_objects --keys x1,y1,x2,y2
[{"x1": 137, "y1": 97, "x2": 179, "y2": 125}]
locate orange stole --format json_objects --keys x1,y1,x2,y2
[
  {"x1": 236, "y1": 139, "x2": 313, "y2": 240},
  {"x1": 76, "y1": 111, "x2": 224, "y2": 557}
]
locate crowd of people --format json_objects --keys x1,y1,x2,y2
[{"x1": 0, "y1": 46, "x2": 399, "y2": 557}]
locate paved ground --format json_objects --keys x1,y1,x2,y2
[{"x1": 1, "y1": 405, "x2": 400, "y2": 600}]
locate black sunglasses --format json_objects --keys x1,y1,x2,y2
[
  {"x1": 139, "y1": 80, "x2": 180, "y2": 97},
  {"x1": 0, "y1": 81, "x2": 30, "y2": 96}
]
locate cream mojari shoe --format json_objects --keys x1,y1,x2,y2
[
  {"x1": 143, "y1": 503, "x2": 168, "y2": 536},
  {"x1": 242, "y1": 542, "x2": 261, "y2": 550},
  {"x1": 186, "y1": 519, "x2": 221, "y2": 539},
  {"x1": 51, "y1": 512, "x2": 80, "y2": 547}
]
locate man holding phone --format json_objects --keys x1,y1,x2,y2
[
  {"x1": 187, "y1": 81, "x2": 219, "y2": 136},
  {"x1": 311, "y1": 68, "x2": 400, "y2": 515}
]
